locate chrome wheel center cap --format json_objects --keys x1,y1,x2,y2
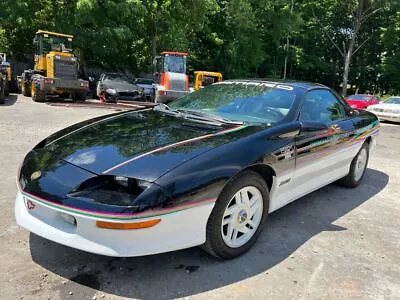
[{"x1": 237, "y1": 210, "x2": 248, "y2": 224}]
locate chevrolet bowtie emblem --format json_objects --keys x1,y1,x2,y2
[
  {"x1": 30, "y1": 171, "x2": 42, "y2": 181},
  {"x1": 26, "y1": 200, "x2": 36, "y2": 210}
]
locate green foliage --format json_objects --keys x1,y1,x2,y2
[
  {"x1": 0, "y1": 0, "x2": 398, "y2": 93},
  {"x1": 0, "y1": 27, "x2": 8, "y2": 53}
]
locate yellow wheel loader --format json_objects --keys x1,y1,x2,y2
[
  {"x1": 21, "y1": 30, "x2": 88, "y2": 102},
  {"x1": 193, "y1": 71, "x2": 223, "y2": 91}
]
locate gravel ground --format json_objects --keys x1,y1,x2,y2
[{"x1": 0, "y1": 94, "x2": 399, "y2": 300}]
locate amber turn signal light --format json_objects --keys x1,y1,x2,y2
[{"x1": 96, "y1": 219, "x2": 161, "y2": 230}]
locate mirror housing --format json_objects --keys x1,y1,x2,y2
[
  {"x1": 300, "y1": 121, "x2": 329, "y2": 133},
  {"x1": 349, "y1": 109, "x2": 360, "y2": 116},
  {"x1": 270, "y1": 121, "x2": 301, "y2": 139}
]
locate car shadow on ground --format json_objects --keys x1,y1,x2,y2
[
  {"x1": 29, "y1": 168, "x2": 388, "y2": 299},
  {"x1": 2, "y1": 94, "x2": 18, "y2": 106}
]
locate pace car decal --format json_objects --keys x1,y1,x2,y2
[
  {"x1": 296, "y1": 120, "x2": 380, "y2": 165},
  {"x1": 103, "y1": 124, "x2": 248, "y2": 173}
]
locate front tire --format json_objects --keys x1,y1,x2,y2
[
  {"x1": 339, "y1": 142, "x2": 369, "y2": 188},
  {"x1": 202, "y1": 171, "x2": 269, "y2": 259},
  {"x1": 31, "y1": 77, "x2": 46, "y2": 102}
]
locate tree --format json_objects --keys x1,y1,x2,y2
[{"x1": 313, "y1": 0, "x2": 382, "y2": 96}]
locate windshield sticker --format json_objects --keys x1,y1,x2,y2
[{"x1": 216, "y1": 81, "x2": 293, "y2": 90}]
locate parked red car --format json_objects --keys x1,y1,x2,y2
[{"x1": 345, "y1": 94, "x2": 380, "y2": 109}]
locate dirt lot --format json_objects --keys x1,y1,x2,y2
[{"x1": 1, "y1": 94, "x2": 399, "y2": 300}]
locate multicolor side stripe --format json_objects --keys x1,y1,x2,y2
[
  {"x1": 103, "y1": 124, "x2": 248, "y2": 173},
  {"x1": 296, "y1": 120, "x2": 380, "y2": 166},
  {"x1": 18, "y1": 183, "x2": 216, "y2": 221}
]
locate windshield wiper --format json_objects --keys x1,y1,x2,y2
[
  {"x1": 154, "y1": 104, "x2": 243, "y2": 126},
  {"x1": 154, "y1": 104, "x2": 222, "y2": 126},
  {"x1": 175, "y1": 108, "x2": 243, "y2": 125}
]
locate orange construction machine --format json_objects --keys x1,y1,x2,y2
[{"x1": 153, "y1": 51, "x2": 188, "y2": 103}]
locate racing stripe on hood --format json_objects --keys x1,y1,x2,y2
[{"x1": 103, "y1": 124, "x2": 248, "y2": 174}]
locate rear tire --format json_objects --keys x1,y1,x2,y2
[
  {"x1": 202, "y1": 171, "x2": 269, "y2": 259},
  {"x1": 4, "y1": 82, "x2": 9, "y2": 96},
  {"x1": 0, "y1": 82, "x2": 5, "y2": 104},
  {"x1": 22, "y1": 78, "x2": 31, "y2": 97},
  {"x1": 339, "y1": 142, "x2": 369, "y2": 188}
]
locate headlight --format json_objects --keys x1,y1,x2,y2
[
  {"x1": 114, "y1": 175, "x2": 129, "y2": 187},
  {"x1": 114, "y1": 176, "x2": 151, "y2": 190},
  {"x1": 137, "y1": 179, "x2": 152, "y2": 189},
  {"x1": 106, "y1": 88, "x2": 117, "y2": 95}
]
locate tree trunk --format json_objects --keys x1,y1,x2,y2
[
  {"x1": 341, "y1": 25, "x2": 357, "y2": 96},
  {"x1": 283, "y1": 0, "x2": 294, "y2": 80},
  {"x1": 283, "y1": 37, "x2": 289, "y2": 80},
  {"x1": 341, "y1": 50, "x2": 351, "y2": 97},
  {"x1": 152, "y1": 31, "x2": 157, "y2": 73}
]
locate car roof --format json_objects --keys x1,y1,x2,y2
[{"x1": 225, "y1": 79, "x2": 327, "y2": 90}]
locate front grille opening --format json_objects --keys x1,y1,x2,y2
[{"x1": 54, "y1": 59, "x2": 77, "y2": 80}]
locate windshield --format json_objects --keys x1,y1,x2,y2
[
  {"x1": 169, "y1": 82, "x2": 296, "y2": 123},
  {"x1": 164, "y1": 55, "x2": 186, "y2": 73},
  {"x1": 135, "y1": 78, "x2": 154, "y2": 85},
  {"x1": 385, "y1": 97, "x2": 400, "y2": 104},
  {"x1": 42, "y1": 36, "x2": 73, "y2": 53},
  {"x1": 104, "y1": 74, "x2": 133, "y2": 83},
  {"x1": 348, "y1": 95, "x2": 372, "y2": 101}
]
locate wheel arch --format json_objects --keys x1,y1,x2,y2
[
  {"x1": 241, "y1": 163, "x2": 276, "y2": 192},
  {"x1": 223, "y1": 163, "x2": 276, "y2": 193}
]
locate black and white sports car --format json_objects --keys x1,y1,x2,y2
[{"x1": 15, "y1": 80, "x2": 379, "y2": 259}]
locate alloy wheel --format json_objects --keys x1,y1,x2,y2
[{"x1": 221, "y1": 186, "x2": 263, "y2": 248}]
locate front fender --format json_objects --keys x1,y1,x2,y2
[{"x1": 155, "y1": 128, "x2": 295, "y2": 207}]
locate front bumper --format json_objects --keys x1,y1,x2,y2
[
  {"x1": 41, "y1": 77, "x2": 88, "y2": 93},
  {"x1": 15, "y1": 189, "x2": 214, "y2": 257}
]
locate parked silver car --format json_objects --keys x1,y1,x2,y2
[{"x1": 96, "y1": 73, "x2": 144, "y2": 102}]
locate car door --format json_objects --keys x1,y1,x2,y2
[{"x1": 289, "y1": 88, "x2": 354, "y2": 202}]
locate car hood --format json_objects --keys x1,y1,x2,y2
[
  {"x1": 368, "y1": 103, "x2": 400, "y2": 110},
  {"x1": 135, "y1": 83, "x2": 153, "y2": 89},
  {"x1": 36, "y1": 110, "x2": 248, "y2": 182}
]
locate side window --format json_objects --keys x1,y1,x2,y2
[{"x1": 299, "y1": 89, "x2": 347, "y2": 123}]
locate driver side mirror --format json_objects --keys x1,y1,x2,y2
[{"x1": 349, "y1": 109, "x2": 360, "y2": 116}]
